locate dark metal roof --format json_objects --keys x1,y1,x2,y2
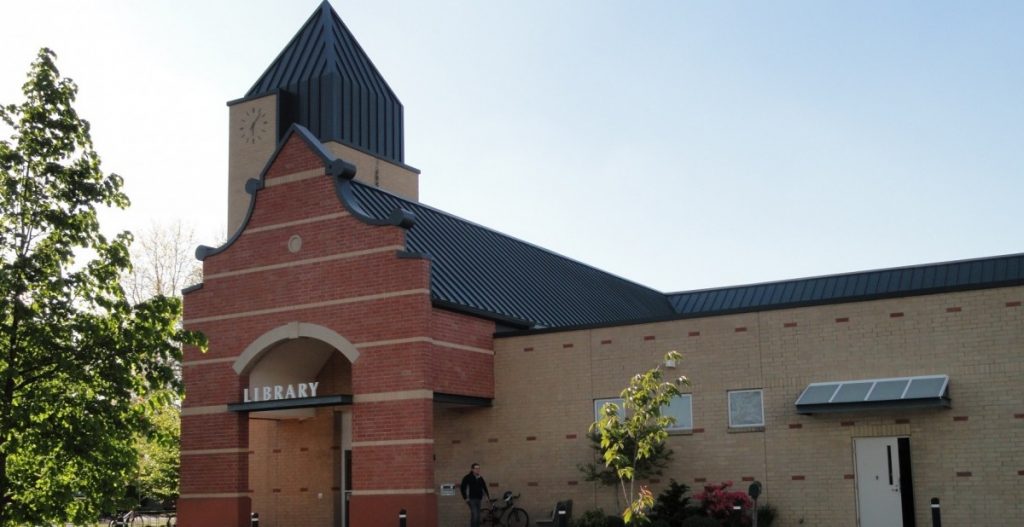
[
  {"x1": 345, "y1": 182, "x2": 677, "y2": 329},
  {"x1": 247, "y1": 1, "x2": 403, "y2": 163},
  {"x1": 667, "y1": 253, "x2": 1024, "y2": 317}
]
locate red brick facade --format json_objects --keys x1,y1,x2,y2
[{"x1": 181, "y1": 132, "x2": 495, "y2": 527}]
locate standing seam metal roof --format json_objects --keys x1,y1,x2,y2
[
  {"x1": 667, "y1": 253, "x2": 1024, "y2": 317},
  {"x1": 247, "y1": 1, "x2": 403, "y2": 163},
  {"x1": 346, "y1": 182, "x2": 677, "y2": 328}
]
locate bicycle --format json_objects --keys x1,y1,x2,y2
[
  {"x1": 480, "y1": 491, "x2": 529, "y2": 527},
  {"x1": 107, "y1": 509, "x2": 142, "y2": 527}
]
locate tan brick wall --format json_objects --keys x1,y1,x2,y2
[
  {"x1": 435, "y1": 286, "x2": 1024, "y2": 527},
  {"x1": 325, "y1": 141, "x2": 418, "y2": 201}
]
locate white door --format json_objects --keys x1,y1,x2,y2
[{"x1": 854, "y1": 437, "x2": 904, "y2": 527}]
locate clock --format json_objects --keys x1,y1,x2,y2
[{"x1": 239, "y1": 107, "x2": 269, "y2": 144}]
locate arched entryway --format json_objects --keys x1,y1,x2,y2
[{"x1": 231, "y1": 323, "x2": 357, "y2": 527}]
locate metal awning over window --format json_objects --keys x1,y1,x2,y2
[{"x1": 795, "y1": 375, "x2": 950, "y2": 415}]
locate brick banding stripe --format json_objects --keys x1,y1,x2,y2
[
  {"x1": 741, "y1": 476, "x2": 754, "y2": 482},
  {"x1": 953, "y1": 416, "x2": 968, "y2": 422},
  {"x1": 956, "y1": 471, "x2": 972, "y2": 477},
  {"x1": 643, "y1": 335, "x2": 656, "y2": 341},
  {"x1": 835, "y1": 317, "x2": 849, "y2": 323},
  {"x1": 526, "y1": 436, "x2": 536, "y2": 441},
  {"x1": 783, "y1": 322, "x2": 797, "y2": 328},
  {"x1": 600, "y1": 339, "x2": 612, "y2": 345},
  {"x1": 1007, "y1": 301, "x2": 1022, "y2": 307},
  {"x1": 688, "y1": 331, "x2": 700, "y2": 337},
  {"x1": 204, "y1": 245, "x2": 402, "y2": 280},
  {"x1": 788, "y1": 423, "x2": 803, "y2": 429},
  {"x1": 565, "y1": 434, "x2": 577, "y2": 439},
  {"x1": 562, "y1": 343, "x2": 574, "y2": 348},
  {"x1": 694, "y1": 477, "x2": 706, "y2": 483},
  {"x1": 693, "y1": 428, "x2": 705, "y2": 433},
  {"x1": 184, "y1": 288, "x2": 430, "y2": 324},
  {"x1": 1018, "y1": 470, "x2": 1024, "y2": 476},
  {"x1": 1015, "y1": 413, "x2": 1024, "y2": 419},
  {"x1": 791, "y1": 475, "x2": 806, "y2": 481},
  {"x1": 735, "y1": 327, "x2": 748, "y2": 332},
  {"x1": 946, "y1": 307, "x2": 962, "y2": 312},
  {"x1": 890, "y1": 312, "x2": 904, "y2": 318}
]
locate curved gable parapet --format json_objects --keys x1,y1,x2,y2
[
  {"x1": 332, "y1": 169, "x2": 416, "y2": 230},
  {"x1": 195, "y1": 124, "x2": 369, "y2": 262}
]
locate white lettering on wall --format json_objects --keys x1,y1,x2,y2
[{"x1": 242, "y1": 382, "x2": 322, "y2": 403}]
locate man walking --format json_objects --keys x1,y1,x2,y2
[{"x1": 460, "y1": 462, "x2": 490, "y2": 527}]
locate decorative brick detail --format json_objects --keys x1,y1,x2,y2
[
  {"x1": 489, "y1": 482, "x2": 499, "y2": 488},
  {"x1": 451, "y1": 440, "x2": 461, "y2": 444},
  {"x1": 741, "y1": 476, "x2": 754, "y2": 482},
  {"x1": 688, "y1": 331, "x2": 700, "y2": 337},
  {"x1": 523, "y1": 347, "x2": 534, "y2": 352},
  {"x1": 1015, "y1": 414, "x2": 1024, "y2": 419},
  {"x1": 844, "y1": 474, "x2": 855, "y2": 480},
  {"x1": 953, "y1": 416, "x2": 969, "y2": 422},
  {"x1": 331, "y1": 486, "x2": 341, "y2": 491},
  {"x1": 1006, "y1": 301, "x2": 1022, "y2": 307},
  {"x1": 643, "y1": 335, "x2": 656, "y2": 341},
  {"x1": 895, "y1": 418, "x2": 910, "y2": 424},
  {"x1": 649, "y1": 478, "x2": 661, "y2": 483},
  {"x1": 487, "y1": 438, "x2": 498, "y2": 443},
  {"x1": 562, "y1": 343, "x2": 574, "y2": 349},
  {"x1": 890, "y1": 312, "x2": 904, "y2": 318},
  {"x1": 272, "y1": 449, "x2": 282, "y2": 453},
  {"x1": 791, "y1": 475, "x2": 806, "y2": 481},
  {"x1": 841, "y1": 421, "x2": 855, "y2": 427},
  {"x1": 330, "y1": 446, "x2": 340, "y2": 451},
  {"x1": 956, "y1": 471, "x2": 972, "y2": 477},
  {"x1": 694, "y1": 477, "x2": 706, "y2": 483},
  {"x1": 600, "y1": 339, "x2": 612, "y2": 345},
  {"x1": 272, "y1": 489, "x2": 281, "y2": 493},
  {"x1": 527, "y1": 482, "x2": 539, "y2": 487},
  {"x1": 299, "y1": 447, "x2": 308, "y2": 452},
  {"x1": 946, "y1": 307, "x2": 962, "y2": 313},
  {"x1": 526, "y1": 436, "x2": 537, "y2": 441},
  {"x1": 1018, "y1": 470, "x2": 1024, "y2": 476},
  {"x1": 735, "y1": 327, "x2": 748, "y2": 332},
  {"x1": 784, "y1": 322, "x2": 798, "y2": 328},
  {"x1": 568, "y1": 481, "x2": 578, "y2": 486},
  {"x1": 789, "y1": 423, "x2": 803, "y2": 429},
  {"x1": 565, "y1": 434, "x2": 577, "y2": 440},
  {"x1": 693, "y1": 428, "x2": 705, "y2": 434},
  {"x1": 300, "y1": 487, "x2": 308, "y2": 492},
  {"x1": 835, "y1": 317, "x2": 850, "y2": 323}
]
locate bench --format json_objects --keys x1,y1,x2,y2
[{"x1": 535, "y1": 499, "x2": 572, "y2": 526}]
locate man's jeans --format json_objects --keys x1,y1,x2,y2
[{"x1": 468, "y1": 498, "x2": 482, "y2": 527}]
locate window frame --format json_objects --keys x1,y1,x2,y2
[
  {"x1": 727, "y1": 389, "x2": 765, "y2": 428},
  {"x1": 664, "y1": 393, "x2": 694, "y2": 431},
  {"x1": 593, "y1": 397, "x2": 624, "y2": 422}
]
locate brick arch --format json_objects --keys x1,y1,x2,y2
[{"x1": 232, "y1": 321, "x2": 359, "y2": 375}]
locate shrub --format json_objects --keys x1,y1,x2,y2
[
  {"x1": 651, "y1": 479, "x2": 699, "y2": 525},
  {"x1": 756, "y1": 504, "x2": 778, "y2": 527},
  {"x1": 693, "y1": 481, "x2": 754, "y2": 526},
  {"x1": 680, "y1": 516, "x2": 720, "y2": 527},
  {"x1": 573, "y1": 509, "x2": 609, "y2": 527}
]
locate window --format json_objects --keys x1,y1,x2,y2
[
  {"x1": 593, "y1": 398, "x2": 623, "y2": 422},
  {"x1": 664, "y1": 394, "x2": 693, "y2": 431},
  {"x1": 728, "y1": 389, "x2": 764, "y2": 428}
]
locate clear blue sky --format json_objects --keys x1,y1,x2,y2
[{"x1": 1, "y1": 1, "x2": 1021, "y2": 291}]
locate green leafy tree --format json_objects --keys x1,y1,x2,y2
[
  {"x1": 0, "y1": 48, "x2": 205, "y2": 526},
  {"x1": 120, "y1": 220, "x2": 205, "y2": 505},
  {"x1": 591, "y1": 351, "x2": 688, "y2": 525}
]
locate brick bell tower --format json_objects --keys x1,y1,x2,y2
[{"x1": 179, "y1": 3, "x2": 490, "y2": 527}]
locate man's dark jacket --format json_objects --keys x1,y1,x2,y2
[{"x1": 460, "y1": 472, "x2": 489, "y2": 500}]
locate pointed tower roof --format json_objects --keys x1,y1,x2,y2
[{"x1": 247, "y1": 1, "x2": 404, "y2": 163}]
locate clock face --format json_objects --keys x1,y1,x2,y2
[{"x1": 239, "y1": 107, "x2": 269, "y2": 144}]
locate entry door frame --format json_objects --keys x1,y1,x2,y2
[
  {"x1": 339, "y1": 411, "x2": 352, "y2": 527},
  {"x1": 854, "y1": 436, "x2": 916, "y2": 527}
]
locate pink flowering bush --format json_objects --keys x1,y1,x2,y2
[{"x1": 693, "y1": 481, "x2": 754, "y2": 525}]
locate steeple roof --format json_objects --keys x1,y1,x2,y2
[{"x1": 247, "y1": 1, "x2": 404, "y2": 162}]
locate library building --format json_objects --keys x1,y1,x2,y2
[{"x1": 179, "y1": 3, "x2": 1024, "y2": 526}]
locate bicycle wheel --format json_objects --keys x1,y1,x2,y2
[
  {"x1": 166, "y1": 514, "x2": 177, "y2": 527},
  {"x1": 479, "y1": 508, "x2": 498, "y2": 527},
  {"x1": 130, "y1": 512, "x2": 144, "y2": 526},
  {"x1": 505, "y1": 507, "x2": 529, "y2": 527}
]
